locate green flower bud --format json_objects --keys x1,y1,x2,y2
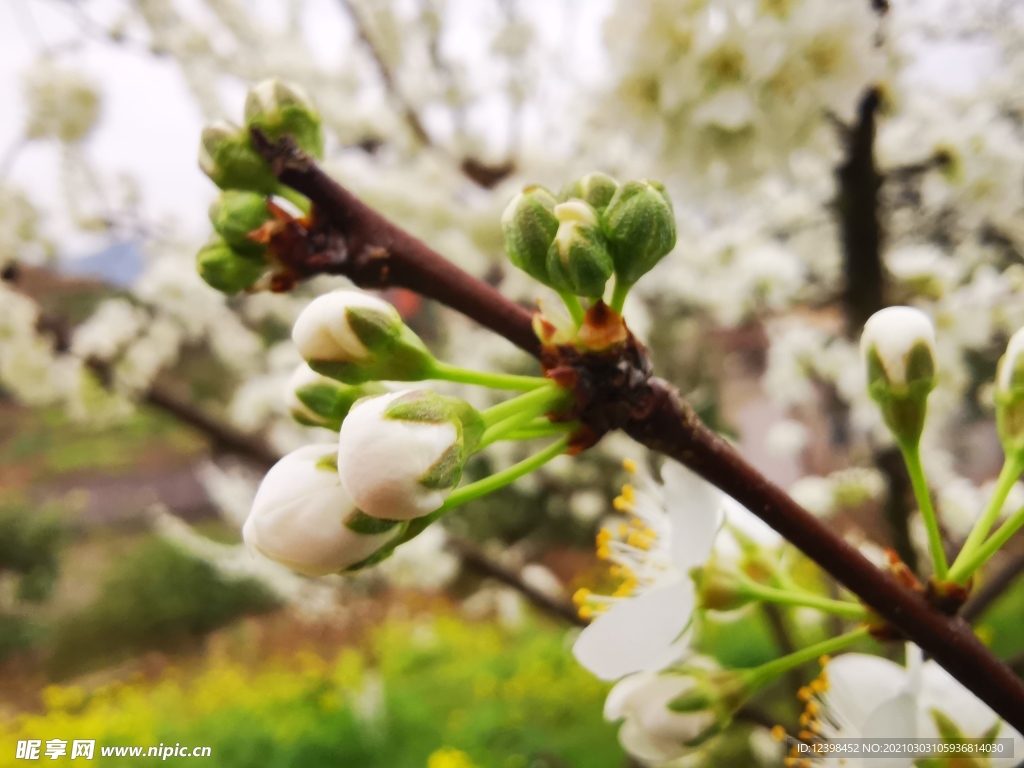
[
  {"x1": 546, "y1": 200, "x2": 614, "y2": 298},
  {"x1": 860, "y1": 306, "x2": 937, "y2": 449},
  {"x1": 209, "y1": 191, "x2": 273, "y2": 258},
  {"x1": 244, "y1": 79, "x2": 323, "y2": 158},
  {"x1": 603, "y1": 180, "x2": 676, "y2": 287},
  {"x1": 995, "y1": 327, "x2": 1024, "y2": 456},
  {"x1": 286, "y1": 363, "x2": 386, "y2": 430},
  {"x1": 665, "y1": 665, "x2": 752, "y2": 745},
  {"x1": 292, "y1": 290, "x2": 436, "y2": 385},
  {"x1": 198, "y1": 120, "x2": 278, "y2": 193},
  {"x1": 559, "y1": 172, "x2": 620, "y2": 211},
  {"x1": 691, "y1": 560, "x2": 753, "y2": 612},
  {"x1": 196, "y1": 237, "x2": 265, "y2": 294},
  {"x1": 501, "y1": 185, "x2": 559, "y2": 283}
]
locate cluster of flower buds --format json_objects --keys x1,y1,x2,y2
[
  {"x1": 195, "y1": 79, "x2": 323, "y2": 294},
  {"x1": 501, "y1": 172, "x2": 676, "y2": 301},
  {"x1": 241, "y1": 288, "x2": 532, "y2": 576}
]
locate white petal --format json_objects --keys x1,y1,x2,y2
[
  {"x1": 861, "y1": 694, "x2": 918, "y2": 768},
  {"x1": 573, "y1": 579, "x2": 695, "y2": 681},
  {"x1": 823, "y1": 654, "x2": 909, "y2": 733},
  {"x1": 605, "y1": 672, "x2": 656, "y2": 721},
  {"x1": 661, "y1": 461, "x2": 723, "y2": 569},
  {"x1": 917, "y1": 660, "x2": 1000, "y2": 738}
]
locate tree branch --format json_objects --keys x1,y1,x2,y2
[{"x1": 251, "y1": 134, "x2": 1024, "y2": 729}]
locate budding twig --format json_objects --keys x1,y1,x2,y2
[{"x1": 250, "y1": 133, "x2": 1024, "y2": 729}]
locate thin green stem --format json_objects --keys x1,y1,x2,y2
[
  {"x1": 431, "y1": 361, "x2": 549, "y2": 392},
  {"x1": 609, "y1": 278, "x2": 632, "y2": 315},
  {"x1": 740, "y1": 580, "x2": 868, "y2": 621},
  {"x1": 950, "y1": 453, "x2": 1024, "y2": 582},
  {"x1": 949, "y1": 504, "x2": 1024, "y2": 584},
  {"x1": 505, "y1": 421, "x2": 577, "y2": 441},
  {"x1": 745, "y1": 626, "x2": 871, "y2": 690},
  {"x1": 274, "y1": 184, "x2": 312, "y2": 214},
  {"x1": 899, "y1": 443, "x2": 949, "y2": 579},
  {"x1": 480, "y1": 385, "x2": 568, "y2": 428},
  {"x1": 478, "y1": 407, "x2": 554, "y2": 450},
  {"x1": 558, "y1": 292, "x2": 586, "y2": 326}
]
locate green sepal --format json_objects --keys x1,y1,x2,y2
[
  {"x1": 344, "y1": 510, "x2": 403, "y2": 535},
  {"x1": 865, "y1": 343, "x2": 936, "y2": 449},
  {"x1": 315, "y1": 453, "x2": 339, "y2": 472},
  {"x1": 245, "y1": 81, "x2": 323, "y2": 158},
  {"x1": 295, "y1": 381, "x2": 386, "y2": 430},
  {"x1": 603, "y1": 179, "x2": 676, "y2": 286},
  {"x1": 419, "y1": 443, "x2": 465, "y2": 490},
  {"x1": 196, "y1": 237, "x2": 265, "y2": 294},
  {"x1": 342, "y1": 534, "x2": 404, "y2": 572}
]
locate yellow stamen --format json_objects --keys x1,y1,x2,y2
[
  {"x1": 818, "y1": 655, "x2": 831, "y2": 667},
  {"x1": 572, "y1": 588, "x2": 591, "y2": 606},
  {"x1": 771, "y1": 725, "x2": 787, "y2": 742},
  {"x1": 622, "y1": 458, "x2": 637, "y2": 473},
  {"x1": 797, "y1": 686, "x2": 812, "y2": 702},
  {"x1": 620, "y1": 484, "x2": 636, "y2": 504}
]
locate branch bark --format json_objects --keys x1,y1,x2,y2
[{"x1": 251, "y1": 133, "x2": 1024, "y2": 729}]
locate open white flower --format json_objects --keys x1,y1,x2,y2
[
  {"x1": 788, "y1": 645, "x2": 1024, "y2": 768},
  {"x1": 572, "y1": 459, "x2": 723, "y2": 681},
  {"x1": 243, "y1": 443, "x2": 403, "y2": 576},
  {"x1": 337, "y1": 389, "x2": 483, "y2": 521}
]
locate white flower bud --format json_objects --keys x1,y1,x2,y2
[
  {"x1": 242, "y1": 444, "x2": 405, "y2": 576},
  {"x1": 606, "y1": 664, "x2": 744, "y2": 763},
  {"x1": 337, "y1": 390, "x2": 484, "y2": 520},
  {"x1": 860, "y1": 306, "x2": 937, "y2": 448},
  {"x1": 199, "y1": 120, "x2": 278, "y2": 193},
  {"x1": 996, "y1": 327, "x2": 1024, "y2": 455},
  {"x1": 291, "y1": 290, "x2": 435, "y2": 384}
]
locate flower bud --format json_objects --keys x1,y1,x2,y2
[
  {"x1": 861, "y1": 306, "x2": 937, "y2": 448},
  {"x1": 546, "y1": 200, "x2": 614, "y2": 298},
  {"x1": 291, "y1": 290, "x2": 435, "y2": 384},
  {"x1": 559, "y1": 172, "x2": 619, "y2": 211},
  {"x1": 501, "y1": 185, "x2": 559, "y2": 284},
  {"x1": 691, "y1": 560, "x2": 752, "y2": 612},
  {"x1": 209, "y1": 190, "x2": 273, "y2": 258},
  {"x1": 196, "y1": 237, "x2": 265, "y2": 294},
  {"x1": 244, "y1": 79, "x2": 323, "y2": 158},
  {"x1": 602, "y1": 180, "x2": 676, "y2": 287},
  {"x1": 198, "y1": 120, "x2": 278, "y2": 193},
  {"x1": 995, "y1": 327, "x2": 1024, "y2": 455},
  {"x1": 286, "y1": 363, "x2": 386, "y2": 430},
  {"x1": 337, "y1": 390, "x2": 484, "y2": 521},
  {"x1": 242, "y1": 444, "x2": 406, "y2": 576},
  {"x1": 605, "y1": 663, "x2": 747, "y2": 762}
]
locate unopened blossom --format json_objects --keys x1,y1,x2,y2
[
  {"x1": 336, "y1": 390, "x2": 483, "y2": 521},
  {"x1": 572, "y1": 459, "x2": 723, "y2": 680},
  {"x1": 605, "y1": 661, "x2": 744, "y2": 763},
  {"x1": 285, "y1": 362, "x2": 384, "y2": 430},
  {"x1": 292, "y1": 290, "x2": 434, "y2": 384},
  {"x1": 243, "y1": 443, "x2": 403, "y2": 576},
  {"x1": 995, "y1": 326, "x2": 1024, "y2": 454},
  {"x1": 861, "y1": 307, "x2": 937, "y2": 392}
]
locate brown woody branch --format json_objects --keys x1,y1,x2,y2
[{"x1": 251, "y1": 131, "x2": 1024, "y2": 729}]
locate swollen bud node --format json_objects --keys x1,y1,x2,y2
[
  {"x1": 198, "y1": 120, "x2": 278, "y2": 194},
  {"x1": 244, "y1": 79, "x2": 323, "y2": 158},
  {"x1": 546, "y1": 200, "x2": 614, "y2": 298},
  {"x1": 602, "y1": 180, "x2": 676, "y2": 287},
  {"x1": 560, "y1": 172, "x2": 620, "y2": 211},
  {"x1": 860, "y1": 306, "x2": 937, "y2": 449},
  {"x1": 502, "y1": 185, "x2": 559, "y2": 284},
  {"x1": 196, "y1": 237, "x2": 265, "y2": 294},
  {"x1": 209, "y1": 190, "x2": 273, "y2": 258}
]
